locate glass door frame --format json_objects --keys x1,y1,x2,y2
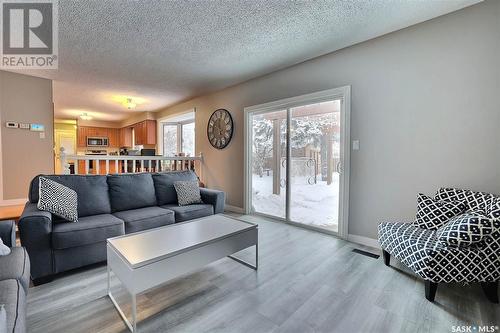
[{"x1": 244, "y1": 86, "x2": 351, "y2": 238}]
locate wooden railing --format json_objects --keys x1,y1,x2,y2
[{"x1": 58, "y1": 147, "x2": 203, "y2": 177}]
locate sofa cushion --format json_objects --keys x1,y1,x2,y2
[
  {"x1": 0, "y1": 247, "x2": 30, "y2": 292},
  {"x1": 437, "y1": 212, "x2": 493, "y2": 247},
  {"x1": 152, "y1": 171, "x2": 198, "y2": 205},
  {"x1": 107, "y1": 174, "x2": 157, "y2": 212},
  {"x1": 0, "y1": 279, "x2": 26, "y2": 333},
  {"x1": 29, "y1": 175, "x2": 111, "y2": 217},
  {"x1": 38, "y1": 177, "x2": 78, "y2": 222},
  {"x1": 161, "y1": 204, "x2": 214, "y2": 222},
  {"x1": 414, "y1": 193, "x2": 466, "y2": 230},
  {"x1": 52, "y1": 214, "x2": 125, "y2": 250},
  {"x1": 113, "y1": 207, "x2": 175, "y2": 233}
]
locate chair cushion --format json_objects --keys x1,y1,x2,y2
[
  {"x1": 113, "y1": 207, "x2": 175, "y2": 233},
  {"x1": 0, "y1": 247, "x2": 30, "y2": 292},
  {"x1": 414, "y1": 193, "x2": 466, "y2": 230},
  {"x1": 378, "y1": 222, "x2": 488, "y2": 283},
  {"x1": 435, "y1": 187, "x2": 498, "y2": 212},
  {"x1": 437, "y1": 212, "x2": 493, "y2": 247},
  {"x1": 161, "y1": 204, "x2": 214, "y2": 222},
  {"x1": 0, "y1": 279, "x2": 26, "y2": 333},
  {"x1": 107, "y1": 173, "x2": 157, "y2": 212},
  {"x1": 152, "y1": 171, "x2": 198, "y2": 205},
  {"x1": 37, "y1": 177, "x2": 78, "y2": 222},
  {"x1": 29, "y1": 175, "x2": 111, "y2": 217},
  {"x1": 52, "y1": 214, "x2": 125, "y2": 250}
]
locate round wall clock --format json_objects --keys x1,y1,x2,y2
[{"x1": 207, "y1": 109, "x2": 233, "y2": 149}]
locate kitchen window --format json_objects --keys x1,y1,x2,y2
[{"x1": 162, "y1": 120, "x2": 195, "y2": 156}]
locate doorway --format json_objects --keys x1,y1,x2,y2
[{"x1": 244, "y1": 87, "x2": 350, "y2": 237}]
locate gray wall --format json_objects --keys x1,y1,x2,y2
[
  {"x1": 160, "y1": 0, "x2": 499, "y2": 239},
  {"x1": 0, "y1": 71, "x2": 54, "y2": 200}
]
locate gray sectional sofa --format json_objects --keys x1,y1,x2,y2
[
  {"x1": 18, "y1": 171, "x2": 225, "y2": 285},
  {"x1": 0, "y1": 220, "x2": 30, "y2": 333}
]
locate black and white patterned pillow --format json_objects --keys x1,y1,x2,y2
[
  {"x1": 488, "y1": 198, "x2": 500, "y2": 221},
  {"x1": 173, "y1": 180, "x2": 203, "y2": 206},
  {"x1": 435, "y1": 187, "x2": 496, "y2": 211},
  {"x1": 437, "y1": 212, "x2": 493, "y2": 247},
  {"x1": 37, "y1": 177, "x2": 78, "y2": 222},
  {"x1": 414, "y1": 193, "x2": 466, "y2": 230}
]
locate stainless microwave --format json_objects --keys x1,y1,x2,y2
[{"x1": 87, "y1": 137, "x2": 109, "y2": 147}]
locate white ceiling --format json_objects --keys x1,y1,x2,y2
[{"x1": 15, "y1": 0, "x2": 481, "y2": 121}]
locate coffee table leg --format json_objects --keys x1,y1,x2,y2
[
  {"x1": 108, "y1": 266, "x2": 138, "y2": 332},
  {"x1": 228, "y1": 243, "x2": 258, "y2": 270}
]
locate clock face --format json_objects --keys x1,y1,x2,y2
[{"x1": 207, "y1": 109, "x2": 233, "y2": 149}]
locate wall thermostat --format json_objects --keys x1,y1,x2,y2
[
  {"x1": 30, "y1": 124, "x2": 45, "y2": 132},
  {"x1": 5, "y1": 122, "x2": 18, "y2": 128}
]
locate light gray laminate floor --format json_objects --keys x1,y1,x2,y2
[{"x1": 27, "y1": 215, "x2": 499, "y2": 333}]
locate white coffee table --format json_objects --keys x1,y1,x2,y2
[{"x1": 106, "y1": 215, "x2": 258, "y2": 332}]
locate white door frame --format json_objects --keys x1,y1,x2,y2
[{"x1": 243, "y1": 86, "x2": 351, "y2": 239}]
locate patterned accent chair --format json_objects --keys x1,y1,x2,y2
[{"x1": 378, "y1": 187, "x2": 499, "y2": 303}]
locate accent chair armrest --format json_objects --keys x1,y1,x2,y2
[
  {"x1": 200, "y1": 188, "x2": 225, "y2": 214},
  {"x1": 18, "y1": 202, "x2": 53, "y2": 280},
  {"x1": 0, "y1": 219, "x2": 16, "y2": 247}
]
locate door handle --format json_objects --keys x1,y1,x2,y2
[{"x1": 336, "y1": 161, "x2": 343, "y2": 174}]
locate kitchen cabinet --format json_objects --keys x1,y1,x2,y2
[
  {"x1": 108, "y1": 128, "x2": 120, "y2": 147},
  {"x1": 120, "y1": 127, "x2": 133, "y2": 147},
  {"x1": 77, "y1": 120, "x2": 156, "y2": 148},
  {"x1": 77, "y1": 126, "x2": 121, "y2": 147},
  {"x1": 133, "y1": 120, "x2": 156, "y2": 145},
  {"x1": 77, "y1": 160, "x2": 123, "y2": 174}
]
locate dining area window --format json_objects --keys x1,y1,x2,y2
[{"x1": 162, "y1": 119, "x2": 195, "y2": 157}]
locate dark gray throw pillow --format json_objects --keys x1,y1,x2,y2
[
  {"x1": 437, "y1": 212, "x2": 493, "y2": 247},
  {"x1": 173, "y1": 180, "x2": 203, "y2": 206},
  {"x1": 414, "y1": 193, "x2": 466, "y2": 230},
  {"x1": 37, "y1": 176, "x2": 78, "y2": 222}
]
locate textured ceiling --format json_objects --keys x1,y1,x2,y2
[{"x1": 14, "y1": 0, "x2": 481, "y2": 121}]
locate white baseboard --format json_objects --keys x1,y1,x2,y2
[
  {"x1": 347, "y1": 234, "x2": 380, "y2": 249},
  {"x1": 225, "y1": 204, "x2": 244, "y2": 214},
  {"x1": 0, "y1": 198, "x2": 27, "y2": 206}
]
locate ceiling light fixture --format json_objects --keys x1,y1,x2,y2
[
  {"x1": 79, "y1": 113, "x2": 92, "y2": 120},
  {"x1": 124, "y1": 98, "x2": 137, "y2": 109}
]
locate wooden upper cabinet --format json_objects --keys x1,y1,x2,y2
[
  {"x1": 108, "y1": 128, "x2": 120, "y2": 147},
  {"x1": 77, "y1": 126, "x2": 87, "y2": 147},
  {"x1": 120, "y1": 127, "x2": 133, "y2": 147},
  {"x1": 132, "y1": 120, "x2": 156, "y2": 146},
  {"x1": 77, "y1": 120, "x2": 156, "y2": 148}
]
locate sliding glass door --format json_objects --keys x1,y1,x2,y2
[
  {"x1": 250, "y1": 110, "x2": 287, "y2": 219},
  {"x1": 246, "y1": 87, "x2": 350, "y2": 236},
  {"x1": 290, "y1": 100, "x2": 340, "y2": 232}
]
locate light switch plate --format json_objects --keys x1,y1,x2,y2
[
  {"x1": 352, "y1": 140, "x2": 360, "y2": 150},
  {"x1": 39, "y1": 132, "x2": 45, "y2": 139},
  {"x1": 19, "y1": 123, "x2": 30, "y2": 129}
]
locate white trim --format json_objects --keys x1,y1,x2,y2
[
  {"x1": 0, "y1": 198, "x2": 27, "y2": 206},
  {"x1": 224, "y1": 204, "x2": 244, "y2": 214},
  {"x1": 243, "y1": 86, "x2": 351, "y2": 239},
  {"x1": 347, "y1": 234, "x2": 380, "y2": 249}
]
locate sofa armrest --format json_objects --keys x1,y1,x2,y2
[
  {"x1": 200, "y1": 188, "x2": 225, "y2": 214},
  {"x1": 0, "y1": 220, "x2": 16, "y2": 247},
  {"x1": 18, "y1": 202, "x2": 53, "y2": 280}
]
